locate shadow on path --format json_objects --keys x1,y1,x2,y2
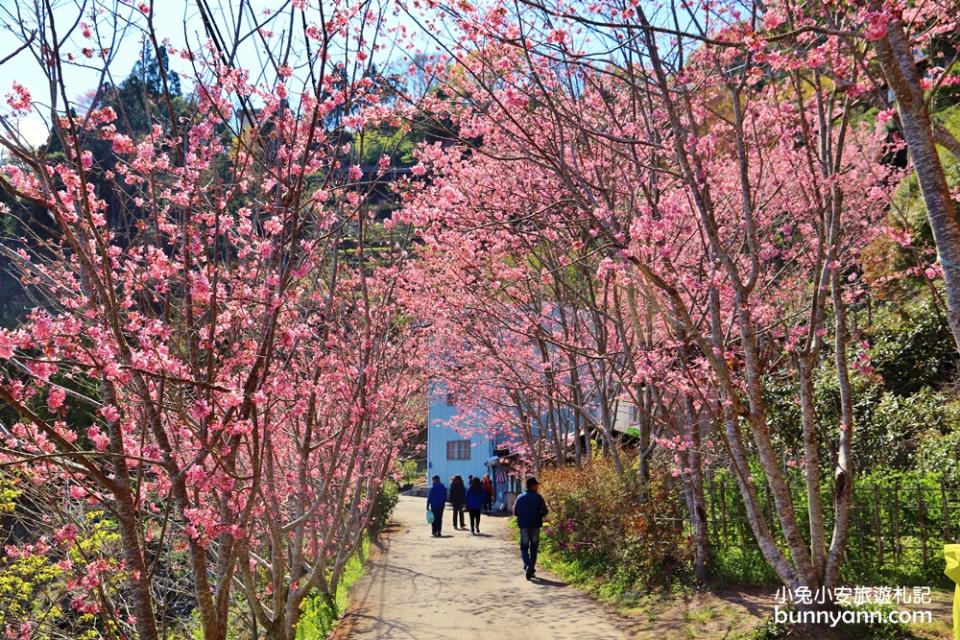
[
  {"x1": 530, "y1": 576, "x2": 567, "y2": 588},
  {"x1": 333, "y1": 495, "x2": 639, "y2": 640}
]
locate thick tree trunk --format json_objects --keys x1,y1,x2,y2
[
  {"x1": 721, "y1": 413, "x2": 800, "y2": 587},
  {"x1": 874, "y1": 19, "x2": 960, "y2": 354}
]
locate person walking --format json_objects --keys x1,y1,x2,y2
[
  {"x1": 427, "y1": 475, "x2": 447, "y2": 537},
  {"x1": 466, "y1": 477, "x2": 485, "y2": 534},
  {"x1": 513, "y1": 477, "x2": 549, "y2": 580},
  {"x1": 481, "y1": 473, "x2": 494, "y2": 513},
  {"x1": 449, "y1": 475, "x2": 466, "y2": 529}
]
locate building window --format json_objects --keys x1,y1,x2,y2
[{"x1": 446, "y1": 439, "x2": 471, "y2": 460}]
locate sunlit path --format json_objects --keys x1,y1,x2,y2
[{"x1": 336, "y1": 495, "x2": 637, "y2": 640}]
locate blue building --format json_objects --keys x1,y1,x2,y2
[{"x1": 426, "y1": 381, "x2": 514, "y2": 504}]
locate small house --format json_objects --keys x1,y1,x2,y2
[{"x1": 426, "y1": 381, "x2": 510, "y2": 505}]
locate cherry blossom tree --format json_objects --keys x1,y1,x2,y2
[
  {"x1": 393, "y1": 0, "x2": 904, "y2": 589},
  {"x1": 0, "y1": 2, "x2": 425, "y2": 639},
  {"x1": 759, "y1": 0, "x2": 960, "y2": 351}
]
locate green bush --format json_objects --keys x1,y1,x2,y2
[
  {"x1": 397, "y1": 459, "x2": 421, "y2": 490},
  {"x1": 915, "y1": 428, "x2": 960, "y2": 482},
  {"x1": 368, "y1": 480, "x2": 399, "y2": 539},
  {"x1": 867, "y1": 299, "x2": 959, "y2": 395},
  {"x1": 539, "y1": 456, "x2": 692, "y2": 595}
]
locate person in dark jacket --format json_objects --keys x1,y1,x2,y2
[
  {"x1": 513, "y1": 477, "x2": 549, "y2": 580},
  {"x1": 465, "y1": 477, "x2": 485, "y2": 534},
  {"x1": 449, "y1": 475, "x2": 466, "y2": 529},
  {"x1": 427, "y1": 475, "x2": 447, "y2": 537}
]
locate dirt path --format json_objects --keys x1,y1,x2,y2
[
  {"x1": 335, "y1": 494, "x2": 638, "y2": 640},
  {"x1": 333, "y1": 495, "x2": 957, "y2": 639}
]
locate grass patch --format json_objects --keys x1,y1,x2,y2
[{"x1": 295, "y1": 537, "x2": 370, "y2": 639}]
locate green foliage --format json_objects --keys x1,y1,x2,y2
[
  {"x1": 539, "y1": 456, "x2": 692, "y2": 596},
  {"x1": 397, "y1": 459, "x2": 421, "y2": 489},
  {"x1": 709, "y1": 540, "x2": 778, "y2": 586},
  {"x1": 915, "y1": 427, "x2": 960, "y2": 481},
  {"x1": 867, "y1": 299, "x2": 958, "y2": 395},
  {"x1": 70, "y1": 511, "x2": 122, "y2": 561},
  {"x1": 0, "y1": 551, "x2": 64, "y2": 629},
  {"x1": 368, "y1": 480, "x2": 399, "y2": 538},
  {"x1": 766, "y1": 297, "x2": 958, "y2": 474},
  {"x1": 851, "y1": 387, "x2": 954, "y2": 470},
  {"x1": 833, "y1": 299, "x2": 955, "y2": 471},
  {"x1": 358, "y1": 127, "x2": 417, "y2": 166},
  {"x1": 0, "y1": 477, "x2": 20, "y2": 513},
  {"x1": 296, "y1": 537, "x2": 369, "y2": 639},
  {"x1": 705, "y1": 469, "x2": 953, "y2": 587},
  {"x1": 840, "y1": 470, "x2": 952, "y2": 587}
]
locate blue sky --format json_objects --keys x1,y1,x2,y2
[
  {"x1": 0, "y1": 0, "x2": 692, "y2": 148},
  {"x1": 0, "y1": 0, "x2": 198, "y2": 144},
  {"x1": 0, "y1": 0, "x2": 422, "y2": 146}
]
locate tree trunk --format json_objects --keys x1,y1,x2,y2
[
  {"x1": 102, "y1": 383, "x2": 160, "y2": 640},
  {"x1": 706, "y1": 289, "x2": 800, "y2": 587},
  {"x1": 797, "y1": 357, "x2": 826, "y2": 582},
  {"x1": 721, "y1": 412, "x2": 800, "y2": 587},
  {"x1": 874, "y1": 19, "x2": 960, "y2": 354},
  {"x1": 637, "y1": 386, "x2": 652, "y2": 485},
  {"x1": 734, "y1": 297, "x2": 818, "y2": 586},
  {"x1": 682, "y1": 398, "x2": 711, "y2": 581},
  {"x1": 825, "y1": 267, "x2": 855, "y2": 587}
]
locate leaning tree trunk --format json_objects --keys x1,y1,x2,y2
[
  {"x1": 873, "y1": 18, "x2": 960, "y2": 354},
  {"x1": 797, "y1": 356, "x2": 827, "y2": 582}
]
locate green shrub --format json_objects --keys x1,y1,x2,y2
[
  {"x1": 397, "y1": 459, "x2": 421, "y2": 490},
  {"x1": 368, "y1": 480, "x2": 399, "y2": 539},
  {"x1": 539, "y1": 456, "x2": 692, "y2": 595},
  {"x1": 867, "y1": 299, "x2": 958, "y2": 395},
  {"x1": 915, "y1": 425, "x2": 960, "y2": 482}
]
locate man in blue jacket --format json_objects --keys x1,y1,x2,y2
[
  {"x1": 513, "y1": 477, "x2": 549, "y2": 580},
  {"x1": 427, "y1": 475, "x2": 448, "y2": 537}
]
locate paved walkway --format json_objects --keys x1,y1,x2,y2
[{"x1": 336, "y1": 494, "x2": 637, "y2": 640}]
